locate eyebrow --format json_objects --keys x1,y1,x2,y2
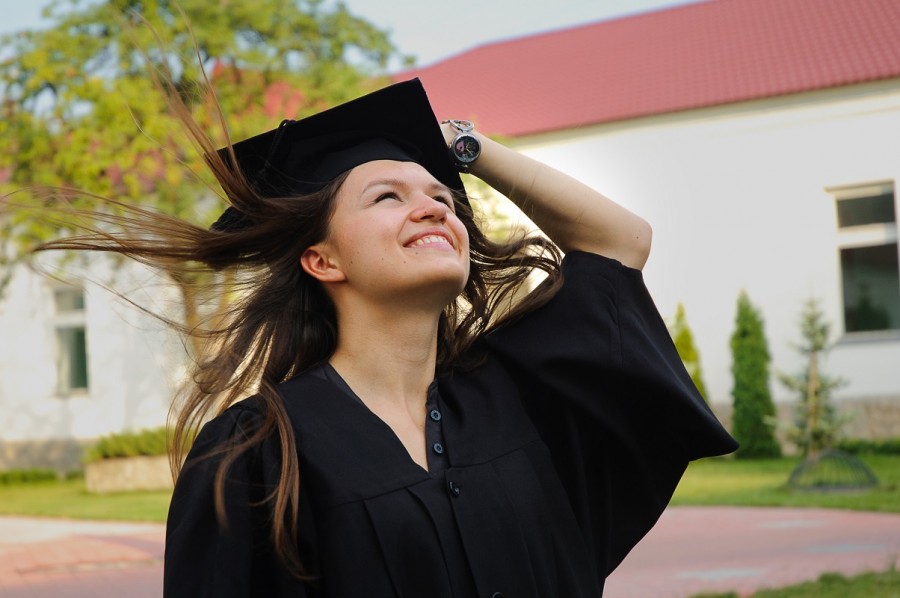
[{"x1": 362, "y1": 177, "x2": 452, "y2": 197}]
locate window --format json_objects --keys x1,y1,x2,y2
[
  {"x1": 829, "y1": 182, "x2": 900, "y2": 334},
  {"x1": 53, "y1": 287, "x2": 89, "y2": 393}
]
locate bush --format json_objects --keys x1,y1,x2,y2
[
  {"x1": 85, "y1": 427, "x2": 168, "y2": 462},
  {"x1": 837, "y1": 438, "x2": 900, "y2": 456},
  {"x1": 669, "y1": 302, "x2": 708, "y2": 400},
  {"x1": 0, "y1": 468, "x2": 58, "y2": 484},
  {"x1": 730, "y1": 291, "x2": 781, "y2": 459}
]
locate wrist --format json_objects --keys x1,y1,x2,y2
[{"x1": 442, "y1": 119, "x2": 481, "y2": 173}]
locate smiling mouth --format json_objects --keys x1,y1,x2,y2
[{"x1": 407, "y1": 234, "x2": 453, "y2": 248}]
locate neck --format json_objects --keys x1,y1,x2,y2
[{"x1": 330, "y1": 299, "x2": 441, "y2": 413}]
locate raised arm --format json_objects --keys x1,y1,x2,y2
[{"x1": 442, "y1": 125, "x2": 652, "y2": 270}]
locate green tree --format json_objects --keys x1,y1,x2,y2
[
  {"x1": 0, "y1": 0, "x2": 402, "y2": 353},
  {"x1": 730, "y1": 290, "x2": 781, "y2": 459},
  {"x1": 668, "y1": 302, "x2": 708, "y2": 400},
  {"x1": 777, "y1": 298, "x2": 847, "y2": 459}
]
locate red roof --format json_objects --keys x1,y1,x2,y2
[{"x1": 396, "y1": 0, "x2": 900, "y2": 137}]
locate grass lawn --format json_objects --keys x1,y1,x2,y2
[
  {"x1": 0, "y1": 479, "x2": 171, "y2": 522},
  {"x1": 0, "y1": 455, "x2": 897, "y2": 523},
  {"x1": 691, "y1": 568, "x2": 900, "y2": 597},
  {"x1": 673, "y1": 454, "x2": 900, "y2": 513}
]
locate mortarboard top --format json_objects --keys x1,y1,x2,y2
[{"x1": 211, "y1": 78, "x2": 465, "y2": 232}]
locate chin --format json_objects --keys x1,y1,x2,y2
[{"x1": 419, "y1": 269, "x2": 469, "y2": 306}]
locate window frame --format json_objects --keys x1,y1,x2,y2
[
  {"x1": 828, "y1": 180, "x2": 900, "y2": 341},
  {"x1": 51, "y1": 285, "x2": 90, "y2": 396}
]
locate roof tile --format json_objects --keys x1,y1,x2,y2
[{"x1": 396, "y1": 0, "x2": 900, "y2": 136}]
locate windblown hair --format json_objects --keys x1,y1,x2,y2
[{"x1": 27, "y1": 72, "x2": 563, "y2": 578}]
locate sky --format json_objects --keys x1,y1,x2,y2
[{"x1": 0, "y1": 0, "x2": 704, "y2": 68}]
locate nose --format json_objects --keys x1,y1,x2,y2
[{"x1": 410, "y1": 194, "x2": 450, "y2": 222}]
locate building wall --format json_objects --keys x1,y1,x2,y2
[
  {"x1": 0, "y1": 257, "x2": 184, "y2": 469},
  {"x1": 506, "y1": 80, "x2": 900, "y2": 411},
  {"x1": 2, "y1": 80, "x2": 899, "y2": 468}
]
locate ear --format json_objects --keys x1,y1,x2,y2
[{"x1": 300, "y1": 244, "x2": 346, "y2": 283}]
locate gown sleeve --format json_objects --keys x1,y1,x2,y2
[
  {"x1": 485, "y1": 250, "x2": 738, "y2": 576},
  {"x1": 164, "y1": 403, "x2": 311, "y2": 598}
]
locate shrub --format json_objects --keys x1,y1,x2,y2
[
  {"x1": 0, "y1": 468, "x2": 58, "y2": 484},
  {"x1": 85, "y1": 427, "x2": 168, "y2": 462},
  {"x1": 730, "y1": 291, "x2": 781, "y2": 459},
  {"x1": 837, "y1": 438, "x2": 900, "y2": 456},
  {"x1": 669, "y1": 302, "x2": 708, "y2": 400}
]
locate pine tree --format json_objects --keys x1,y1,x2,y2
[
  {"x1": 669, "y1": 303, "x2": 708, "y2": 400},
  {"x1": 777, "y1": 298, "x2": 846, "y2": 459},
  {"x1": 730, "y1": 291, "x2": 782, "y2": 459}
]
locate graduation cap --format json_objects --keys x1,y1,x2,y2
[{"x1": 211, "y1": 78, "x2": 465, "y2": 232}]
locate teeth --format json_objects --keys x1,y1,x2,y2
[{"x1": 413, "y1": 235, "x2": 450, "y2": 247}]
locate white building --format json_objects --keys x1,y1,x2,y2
[
  {"x1": 0, "y1": 258, "x2": 184, "y2": 471},
  {"x1": 403, "y1": 0, "x2": 900, "y2": 436},
  {"x1": 3, "y1": 0, "x2": 900, "y2": 469}
]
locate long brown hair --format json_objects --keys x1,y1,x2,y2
[{"x1": 22, "y1": 69, "x2": 563, "y2": 578}]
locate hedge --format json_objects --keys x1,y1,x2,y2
[
  {"x1": 0, "y1": 468, "x2": 58, "y2": 485},
  {"x1": 84, "y1": 427, "x2": 168, "y2": 462},
  {"x1": 836, "y1": 438, "x2": 900, "y2": 456}
]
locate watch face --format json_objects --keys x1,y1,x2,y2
[{"x1": 453, "y1": 133, "x2": 481, "y2": 164}]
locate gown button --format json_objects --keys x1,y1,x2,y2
[
  {"x1": 490, "y1": 593, "x2": 503, "y2": 598},
  {"x1": 429, "y1": 409, "x2": 442, "y2": 422},
  {"x1": 433, "y1": 442, "x2": 444, "y2": 455},
  {"x1": 448, "y1": 480, "x2": 461, "y2": 497}
]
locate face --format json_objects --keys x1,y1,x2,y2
[{"x1": 303, "y1": 160, "x2": 470, "y2": 310}]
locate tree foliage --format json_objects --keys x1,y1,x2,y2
[
  {"x1": 0, "y1": 0, "x2": 402, "y2": 351},
  {"x1": 777, "y1": 298, "x2": 847, "y2": 459},
  {"x1": 1, "y1": 0, "x2": 399, "y2": 195},
  {"x1": 730, "y1": 290, "x2": 781, "y2": 459},
  {"x1": 668, "y1": 302, "x2": 708, "y2": 400}
]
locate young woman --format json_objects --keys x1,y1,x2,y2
[{"x1": 39, "y1": 78, "x2": 737, "y2": 596}]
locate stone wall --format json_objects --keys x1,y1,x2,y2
[
  {"x1": 85, "y1": 455, "x2": 173, "y2": 493},
  {"x1": 0, "y1": 439, "x2": 90, "y2": 473},
  {"x1": 710, "y1": 395, "x2": 900, "y2": 454},
  {"x1": 3, "y1": 395, "x2": 899, "y2": 473},
  {"x1": 838, "y1": 397, "x2": 900, "y2": 439},
  {"x1": 1, "y1": 440, "x2": 173, "y2": 492}
]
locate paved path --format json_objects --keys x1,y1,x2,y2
[
  {"x1": 0, "y1": 518, "x2": 164, "y2": 597},
  {"x1": 605, "y1": 506, "x2": 900, "y2": 597},
  {"x1": 0, "y1": 506, "x2": 898, "y2": 597}
]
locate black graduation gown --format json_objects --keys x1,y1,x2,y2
[{"x1": 164, "y1": 251, "x2": 738, "y2": 597}]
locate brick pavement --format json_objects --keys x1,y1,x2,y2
[
  {"x1": 605, "y1": 506, "x2": 900, "y2": 597},
  {"x1": 1, "y1": 506, "x2": 899, "y2": 597},
  {"x1": 0, "y1": 518, "x2": 164, "y2": 597}
]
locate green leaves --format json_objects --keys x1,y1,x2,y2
[
  {"x1": 0, "y1": 0, "x2": 400, "y2": 307},
  {"x1": 84, "y1": 426, "x2": 169, "y2": 462},
  {"x1": 731, "y1": 290, "x2": 782, "y2": 459},
  {"x1": 777, "y1": 298, "x2": 849, "y2": 457},
  {"x1": 669, "y1": 302, "x2": 708, "y2": 400},
  {"x1": 1, "y1": 0, "x2": 399, "y2": 207}
]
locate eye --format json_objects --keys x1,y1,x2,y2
[
  {"x1": 374, "y1": 192, "x2": 400, "y2": 204},
  {"x1": 434, "y1": 194, "x2": 454, "y2": 209}
]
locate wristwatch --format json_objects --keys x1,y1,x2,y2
[{"x1": 443, "y1": 119, "x2": 481, "y2": 172}]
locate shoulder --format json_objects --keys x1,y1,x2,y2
[
  {"x1": 557, "y1": 250, "x2": 642, "y2": 295},
  {"x1": 195, "y1": 398, "x2": 265, "y2": 445},
  {"x1": 195, "y1": 371, "x2": 335, "y2": 445},
  {"x1": 499, "y1": 250, "x2": 638, "y2": 331},
  {"x1": 486, "y1": 250, "x2": 633, "y2": 345},
  {"x1": 177, "y1": 403, "x2": 262, "y2": 480}
]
